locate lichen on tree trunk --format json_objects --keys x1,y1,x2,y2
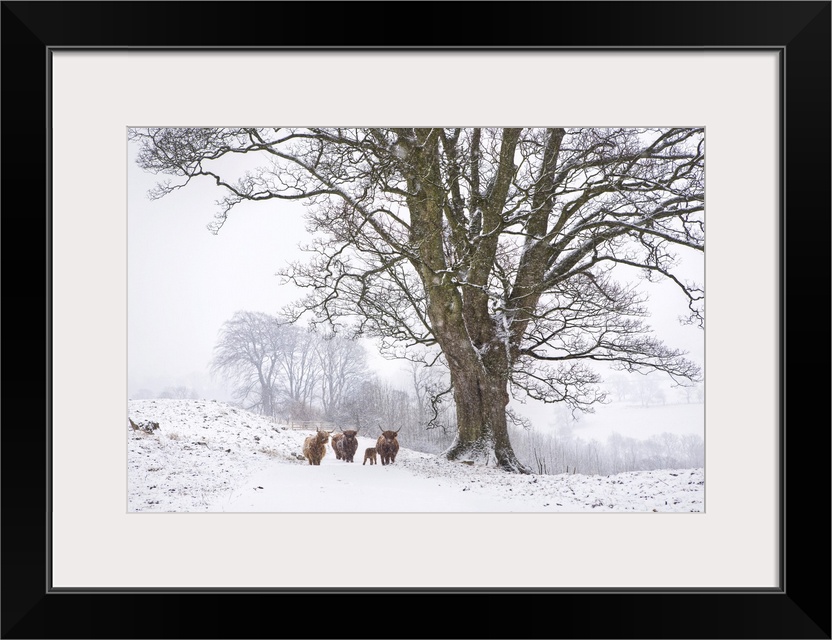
[{"x1": 441, "y1": 353, "x2": 530, "y2": 474}]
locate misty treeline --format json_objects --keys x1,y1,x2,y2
[
  {"x1": 511, "y1": 426, "x2": 704, "y2": 476},
  {"x1": 211, "y1": 310, "x2": 456, "y2": 452},
  {"x1": 131, "y1": 127, "x2": 704, "y2": 472},
  {"x1": 133, "y1": 386, "x2": 199, "y2": 400},
  {"x1": 606, "y1": 374, "x2": 703, "y2": 406}
]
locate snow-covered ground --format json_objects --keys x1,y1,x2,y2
[{"x1": 128, "y1": 399, "x2": 704, "y2": 513}]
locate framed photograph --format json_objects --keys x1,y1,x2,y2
[{"x1": 3, "y1": 2, "x2": 829, "y2": 638}]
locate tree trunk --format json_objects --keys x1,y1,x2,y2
[
  {"x1": 443, "y1": 360, "x2": 530, "y2": 473},
  {"x1": 262, "y1": 387, "x2": 274, "y2": 419},
  {"x1": 405, "y1": 130, "x2": 529, "y2": 473},
  {"x1": 257, "y1": 372, "x2": 273, "y2": 418}
]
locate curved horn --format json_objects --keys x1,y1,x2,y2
[
  {"x1": 379, "y1": 425, "x2": 384, "y2": 433},
  {"x1": 395, "y1": 426, "x2": 402, "y2": 434}
]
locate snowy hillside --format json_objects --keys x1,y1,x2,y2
[{"x1": 127, "y1": 399, "x2": 704, "y2": 513}]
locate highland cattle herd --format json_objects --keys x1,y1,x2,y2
[{"x1": 302, "y1": 426, "x2": 401, "y2": 467}]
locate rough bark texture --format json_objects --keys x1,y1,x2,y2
[
  {"x1": 443, "y1": 357, "x2": 528, "y2": 473},
  {"x1": 400, "y1": 129, "x2": 529, "y2": 471}
]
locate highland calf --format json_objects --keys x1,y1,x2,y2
[
  {"x1": 376, "y1": 427, "x2": 401, "y2": 465},
  {"x1": 302, "y1": 429, "x2": 332, "y2": 466},
  {"x1": 362, "y1": 447, "x2": 377, "y2": 465},
  {"x1": 332, "y1": 428, "x2": 360, "y2": 463}
]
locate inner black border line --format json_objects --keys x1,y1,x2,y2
[
  {"x1": 47, "y1": 45, "x2": 783, "y2": 595},
  {"x1": 45, "y1": 42, "x2": 55, "y2": 604},
  {"x1": 47, "y1": 45, "x2": 783, "y2": 51},
  {"x1": 48, "y1": 586, "x2": 781, "y2": 594},
  {"x1": 778, "y1": 44, "x2": 787, "y2": 600}
]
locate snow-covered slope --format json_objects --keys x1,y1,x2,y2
[
  {"x1": 127, "y1": 399, "x2": 299, "y2": 511},
  {"x1": 128, "y1": 399, "x2": 704, "y2": 513}
]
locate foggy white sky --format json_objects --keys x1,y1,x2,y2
[
  {"x1": 128, "y1": 142, "x2": 331, "y2": 396},
  {"x1": 127, "y1": 137, "x2": 705, "y2": 429}
]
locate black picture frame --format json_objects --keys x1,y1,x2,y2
[{"x1": 2, "y1": 2, "x2": 829, "y2": 638}]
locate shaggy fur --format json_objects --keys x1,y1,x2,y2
[
  {"x1": 331, "y1": 432, "x2": 344, "y2": 460},
  {"x1": 376, "y1": 429, "x2": 400, "y2": 466},
  {"x1": 302, "y1": 430, "x2": 331, "y2": 465},
  {"x1": 362, "y1": 447, "x2": 377, "y2": 465},
  {"x1": 332, "y1": 429, "x2": 359, "y2": 462}
]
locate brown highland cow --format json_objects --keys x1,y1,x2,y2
[
  {"x1": 376, "y1": 427, "x2": 401, "y2": 465},
  {"x1": 332, "y1": 428, "x2": 360, "y2": 463},
  {"x1": 302, "y1": 429, "x2": 332, "y2": 465},
  {"x1": 331, "y1": 432, "x2": 344, "y2": 459}
]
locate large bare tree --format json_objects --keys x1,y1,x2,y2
[{"x1": 132, "y1": 127, "x2": 704, "y2": 472}]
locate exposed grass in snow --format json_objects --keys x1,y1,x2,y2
[
  {"x1": 127, "y1": 399, "x2": 301, "y2": 511},
  {"x1": 128, "y1": 399, "x2": 704, "y2": 513}
]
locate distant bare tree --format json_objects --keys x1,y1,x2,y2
[
  {"x1": 339, "y1": 377, "x2": 409, "y2": 429},
  {"x1": 213, "y1": 312, "x2": 326, "y2": 419},
  {"x1": 636, "y1": 375, "x2": 665, "y2": 407},
  {"x1": 607, "y1": 374, "x2": 633, "y2": 401},
  {"x1": 339, "y1": 379, "x2": 374, "y2": 428},
  {"x1": 272, "y1": 324, "x2": 320, "y2": 419},
  {"x1": 676, "y1": 382, "x2": 704, "y2": 404},
  {"x1": 211, "y1": 311, "x2": 283, "y2": 417},
  {"x1": 159, "y1": 385, "x2": 198, "y2": 399},
  {"x1": 316, "y1": 333, "x2": 369, "y2": 420}
]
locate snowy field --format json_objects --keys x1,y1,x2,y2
[{"x1": 128, "y1": 399, "x2": 704, "y2": 513}]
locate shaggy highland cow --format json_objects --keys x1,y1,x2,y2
[
  {"x1": 332, "y1": 428, "x2": 360, "y2": 463},
  {"x1": 376, "y1": 427, "x2": 401, "y2": 465},
  {"x1": 302, "y1": 429, "x2": 332, "y2": 466},
  {"x1": 331, "y1": 432, "x2": 344, "y2": 459},
  {"x1": 363, "y1": 447, "x2": 377, "y2": 465}
]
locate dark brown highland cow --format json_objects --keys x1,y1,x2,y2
[
  {"x1": 376, "y1": 427, "x2": 401, "y2": 465},
  {"x1": 332, "y1": 428, "x2": 360, "y2": 462},
  {"x1": 302, "y1": 429, "x2": 332, "y2": 465},
  {"x1": 363, "y1": 447, "x2": 377, "y2": 465}
]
